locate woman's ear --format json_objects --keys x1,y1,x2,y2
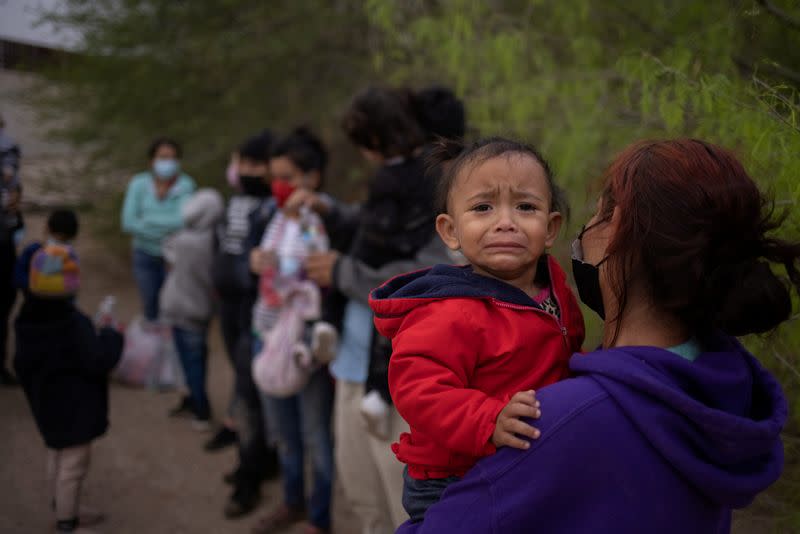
[
  {"x1": 545, "y1": 211, "x2": 563, "y2": 248},
  {"x1": 435, "y1": 214, "x2": 461, "y2": 251}
]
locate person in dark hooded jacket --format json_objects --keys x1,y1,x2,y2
[
  {"x1": 14, "y1": 209, "x2": 123, "y2": 533},
  {"x1": 399, "y1": 139, "x2": 794, "y2": 533},
  {"x1": 211, "y1": 130, "x2": 280, "y2": 519}
]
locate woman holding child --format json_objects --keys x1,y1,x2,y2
[{"x1": 399, "y1": 138, "x2": 794, "y2": 533}]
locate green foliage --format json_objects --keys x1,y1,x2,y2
[{"x1": 34, "y1": 0, "x2": 374, "y2": 193}]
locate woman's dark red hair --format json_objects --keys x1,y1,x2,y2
[{"x1": 598, "y1": 138, "x2": 800, "y2": 339}]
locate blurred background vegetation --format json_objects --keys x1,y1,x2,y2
[{"x1": 23, "y1": 1, "x2": 800, "y2": 530}]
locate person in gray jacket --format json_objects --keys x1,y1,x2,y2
[{"x1": 160, "y1": 188, "x2": 225, "y2": 428}]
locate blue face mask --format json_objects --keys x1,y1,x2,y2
[{"x1": 153, "y1": 158, "x2": 180, "y2": 180}]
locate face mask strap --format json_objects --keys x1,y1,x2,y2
[{"x1": 574, "y1": 219, "x2": 612, "y2": 267}]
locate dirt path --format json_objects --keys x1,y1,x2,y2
[{"x1": 0, "y1": 213, "x2": 358, "y2": 533}]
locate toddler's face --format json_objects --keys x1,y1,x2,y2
[{"x1": 436, "y1": 154, "x2": 561, "y2": 282}]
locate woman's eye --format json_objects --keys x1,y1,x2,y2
[{"x1": 472, "y1": 204, "x2": 492, "y2": 212}]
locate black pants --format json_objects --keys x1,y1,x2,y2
[
  {"x1": 220, "y1": 292, "x2": 273, "y2": 487},
  {"x1": 0, "y1": 241, "x2": 16, "y2": 372}
]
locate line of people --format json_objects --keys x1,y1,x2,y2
[{"x1": 118, "y1": 85, "x2": 467, "y2": 533}]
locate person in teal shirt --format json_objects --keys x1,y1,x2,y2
[{"x1": 122, "y1": 138, "x2": 195, "y2": 321}]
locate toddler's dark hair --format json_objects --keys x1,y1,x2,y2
[
  {"x1": 271, "y1": 127, "x2": 328, "y2": 187},
  {"x1": 413, "y1": 86, "x2": 466, "y2": 141},
  {"x1": 342, "y1": 86, "x2": 425, "y2": 158},
  {"x1": 429, "y1": 137, "x2": 566, "y2": 216},
  {"x1": 239, "y1": 129, "x2": 274, "y2": 163},
  {"x1": 47, "y1": 209, "x2": 79, "y2": 240},
  {"x1": 147, "y1": 137, "x2": 182, "y2": 159}
]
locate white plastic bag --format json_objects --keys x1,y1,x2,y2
[
  {"x1": 253, "y1": 281, "x2": 320, "y2": 398},
  {"x1": 114, "y1": 317, "x2": 184, "y2": 390}
]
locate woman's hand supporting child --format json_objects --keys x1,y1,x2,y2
[{"x1": 492, "y1": 390, "x2": 541, "y2": 450}]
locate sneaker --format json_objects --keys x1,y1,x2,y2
[
  {"x1": 0, "y1": 367, "x2": 19, "y2": 387},
  {"x1": 205, "y1": 427, "x2": 238, "y2": 452},
  {"x1": 191, "y1": 416, "x2": 212, "y2": 432},
  {"x1": 168, "y1": 396, "x2": 194, "y2": 419},
  {"x1": 360, "y1": 390, "x2": 391, "y2": 440},
  {"x1": 310, "y1": 322, "x2": 338, "y2": 364},
  {"x1": 224, "y1": 483, "x2": 261, "y2": 519},
  {"x1": 251, "y1": 505, "x2": 306, "y2": 533}
]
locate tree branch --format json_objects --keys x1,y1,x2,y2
[
  {"x1": 733, "y1": 55, "x2": 800, "y2": 87},
  {"x1": 757, "y1": 0, "x2": 800, "y2": 32}
]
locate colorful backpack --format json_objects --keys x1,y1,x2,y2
[{"x1": 28, "y1": 243, "x2": 80, "y2": 297}]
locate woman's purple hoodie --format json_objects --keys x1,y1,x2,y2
[{"x1": 398, "y1": 334, "x2": 786, "y2": 534}]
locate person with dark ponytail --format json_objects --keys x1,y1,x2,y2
[{"x1": 400, "y1": 138, "x2": 794, "y2": 534}]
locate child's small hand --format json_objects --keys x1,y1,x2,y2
[{"x1": 492, "y1": 390, "x2": 541, "y2": 450}]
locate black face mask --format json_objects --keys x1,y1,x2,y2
[
  {"x1": 571, "y1": 225, "x2": 609, "y2": 319},
  {"x1": 239, "y1": 175, "x2": 271, "y2": 198}
]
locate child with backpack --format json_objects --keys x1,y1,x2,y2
[
  {"x1": 159, "y1": 188, "x2": 225, "y2": 429},
  {"x1": 14, "y1": 210, "x2": 124, "y2": 533}
]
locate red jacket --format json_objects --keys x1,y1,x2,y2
[{"x1": 370, "y1": 256, "x2": 585, "y2": 479}]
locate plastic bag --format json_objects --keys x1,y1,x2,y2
[
  {"x1": 114, "y1": 317, "x2": 184, "y2": 390},
  {"x1": 253, "y1": 280, "x2": 320, "y2": 398}
]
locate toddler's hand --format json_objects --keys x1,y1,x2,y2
[{"x1": 492, "y1": 390, "x2": 541, "y2": 450}]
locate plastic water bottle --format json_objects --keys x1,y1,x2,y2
[{"x1": 95, "y1": 295, "x2": 117, "y2": 328}]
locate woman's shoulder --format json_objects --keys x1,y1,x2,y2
[
  {"x1": 130, "y1": 171, "x2": 153, "y2": 183},
  {"x1": 476, "y1": 376, "x2": 615, "y2": 480},
  {"x1": 126, "y1": 172, "x2": 153, "y2": 192}
]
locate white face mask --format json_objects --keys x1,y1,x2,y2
[{"x1": 153, "y1": 158, "x2": 180, "y2": 180}]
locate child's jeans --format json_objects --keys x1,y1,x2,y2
[
  {"x1": 173, "y1": 326, "x2": 210, "y2": 419},
  {"x1": 402, "y1": 467, "x2": 460, "y2": 523},
  {"x1": 48, "y1": 442, "x2": 92, "y2": 525}
]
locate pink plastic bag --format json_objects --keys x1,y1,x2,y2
[
  {"x1": 253, "y1": 281, "x2": 320, "y2": 398},
  {"x1": 114, "y1": 317, "x2": 184, "y2": 389}
]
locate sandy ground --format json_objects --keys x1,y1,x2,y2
[{"x1": 0, "y1": 213, "x2": 359, "y2": 534}]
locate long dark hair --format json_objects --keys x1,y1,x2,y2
[{"x1": 599, "y1": 138, "x2": 800, "y2": 341}]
